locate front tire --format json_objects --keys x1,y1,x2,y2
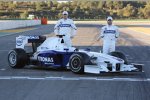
[
  {"x1": 69, "y1": 53, "x2": 84, "y2": 74},
  {"x1": 8, "y1": 48, "x2": 28, "y2": 68}
]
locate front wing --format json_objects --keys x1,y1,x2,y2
[{"x1": 84, "y1": 63, "x2": 143, "y2": 74}]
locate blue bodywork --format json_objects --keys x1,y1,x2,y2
[{"x1": 37, "y1": 50, "x2": 74, "y2": 68}]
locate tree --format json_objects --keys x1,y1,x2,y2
[
  {"x1": 113, "y1": 1, "x2": 123, "y2": 10},
  {"x1": 65, "y1": 7, "x2": 70, "y2": 11},
  {"x1": 36, "y1": 2, "x2": 42, "y2": 11},
  {"x1": 91, "y1": 1, "x2": 97, "y2": 9},
  {"x1": 0, "y1": 1, "x2": 150, "y2": 20},
  {"x1": 122, "y1": 4, "x2": 134, "y2": 18},
  {"x1": 138, "y1": 7, "x2": 144, "y2": 18},
  {"x1": 85, "y1": 10, "x2": 89, "y2": 15},
  {"x1": 8, "y1": 2, "x2": 16, "y2": 11},
  {"x1": 58, "y1": 12, "x2": 62, "y2": 19},
  {"x1": 52, "y1": 0, "x2": 58, "y2": 7},
  {"x1": 97, "y1": 1, "x2": 104, "y2": 9},
  {"x1": 142, "y1": 2, "x2": 150, "y2": 18},
  {"x1": 0, "y1": 1, "x2": 4, "y2": 9},
  {"x1": 51, "y1": 7, "x2": 57, "y2": 12},
  {"x1": 106, "y1": 0, "x2": 113, "y2": 10},
  {"x1": 47, "y1": 0, "x2": 53, "y2": 8},
  {"x1": 109, "y1": 10, "x2": 114, "y2": 16},
  {"x1": 79, "y1": 1, "x2": 88, "y2": 10},
  {"x1": 86, "y1": 1, "x2": 92, "y2": 9},
  {"x1": 117, "y1": 9, "x2": 124, "y2": 18},
  {"x1": 20, "y1": 11, "x2": 28, "y2": 19},
  {"x1": 7, "y1": 2, "x2": 17, "y2": 18},
  {"x1": 57, "y1": 3, "x2": 63, "y2": 10},
  {"x1": 71, "y1": 0, "x2": 78, "y2": 7}
]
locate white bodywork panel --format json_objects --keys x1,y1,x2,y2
[
  {"x1": 37, "y1": 37, "x2": 76, "y2": 52},
  {"x1": 84, "y1": 65, "x2": 100, "y2": 74},
  {"x1": 16, "y1": 35, "x2": 76, "y2": 52},
  {"x1": 84, "y1": 64, "x2": 139, "y2": 74},
  {"x1": 80, "y1": 50, "x2": 141, "y2": 73}
]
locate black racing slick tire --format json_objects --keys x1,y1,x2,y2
[
  {"x1": 110, "y1": 51, "x2": 128, "y2": 64},
  {"x1": 69, "y1": 53, "x2": 84, "y2": 74},
  {"x1": 8, "y1": 48, "x2": 28, "y2": 68}
]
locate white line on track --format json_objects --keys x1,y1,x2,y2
[
  {"x1": 0, "y1": 76, "x2": 11, "y2": 79},
  {"x1": 113, "y1": 78, "x2": 147, "y2": 82},
  {"x1": 96, "y1": 78, "x2": 113, "y2": 81},
  {"x1": 12, "y1": 76, "x2": 29, "y2": 79},
  {"x1": 0, "y1": 69, "x2": 6, "y2": 71},
  {"x1": 0, "y1": 76, "x2": 149, "y2": 82},
  {"x1": 27, "y1": 77, "x2": 45, "y2": 80},
  {"x1": 61, "y1": 77, "x2": 79, "y2": 80},
  {"x1": 79, "y1": 77, "x2": 97, "y2": 80}
]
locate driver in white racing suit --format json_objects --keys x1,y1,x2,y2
[
  {"x1": 54, "y1": 11, "x2": 77, "y2": 47},
  {"x1": 100, "y1": 16, "x2": 119, "y2": 54}
]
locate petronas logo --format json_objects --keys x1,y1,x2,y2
[{"x1": 38, "y1": 56, "x2": 54, "y2": 63}]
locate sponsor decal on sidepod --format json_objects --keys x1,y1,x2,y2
[{"x1": 38, "y1": 56, "x2": 54, "y2": 64}]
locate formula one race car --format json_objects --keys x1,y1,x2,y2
[{"x1": 8, "y1": 35, "x2": 143, "y2": 74}]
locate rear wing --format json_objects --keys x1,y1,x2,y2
[{"x1": 16, "y1": 35, "x2": 46, "y2": 49}]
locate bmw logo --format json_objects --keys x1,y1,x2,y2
[{"x1": 16, "y1": 38, "x2": 23, "y2": 46}]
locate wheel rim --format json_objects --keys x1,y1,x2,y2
[
  {"x1": 71, "y1": 56, "x2": 81, "y2": 70},
  {"x1": 9, "y1": 52, "x2": 17, "y2": 65}
]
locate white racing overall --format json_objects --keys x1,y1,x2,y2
[
  {"x1": 101, "y1": 25, "x2": 119, "y2": 54},
  {"x1": 54, "y1": 18, "x2": 77, "y2": 47}
]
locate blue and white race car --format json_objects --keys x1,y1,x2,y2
[{"x1": 8, "y1": 35, "x2": 143, "y2": 74}]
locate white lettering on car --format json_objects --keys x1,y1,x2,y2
[{"x1": 38, "y1": 56, "x2": 54, "y2": 63}]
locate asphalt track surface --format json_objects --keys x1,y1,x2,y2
[{"x1": 0, "y1": 24, "x2": 150, "y2": 100}]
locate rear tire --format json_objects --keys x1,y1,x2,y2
[
  {"x1": 8, "y1": 48, "x2": 28, "y2": 68},
  {"x1": 110, "y1": 51, "x2": 128, "y2": 64},
  {"x1": 69, "y1": 53, "x2": 84, "y2": 74}
]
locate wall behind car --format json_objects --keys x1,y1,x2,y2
[{"x1": 0, "y1": 20, "x2": 41, "y2": 30}]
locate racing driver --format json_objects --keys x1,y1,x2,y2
[
  {"x1": 100, "y1": 16, "x2": 119, "y2": 54},
  {"x1": 54, "y1": 11, "x2": 77, "y2": 47}
]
